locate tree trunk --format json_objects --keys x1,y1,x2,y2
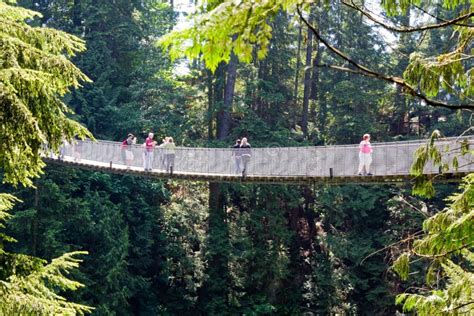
[
  {"x1": 72, "y1": 0, "x2": 81, "y2": 27},
  {"x1": 310, "y1": 40, "x2": 321, "y2": 122},
  {"x1": 301, "y1": 17, "x2": 314, "y2": 138},
  {"x1": 200, "y1": 56, "x2": 237, "y2": 312},
  {"x1": 217, "y1": 53, "x2": 238, "y2": 139},
  {"x1": 198, "y1": 182, "x2": 231, "y2": 313},
  {"x1": 293, "y1": 24, "x2": 302, "y2": 104},
  {"x1": 207, "y1": 69, "x2": 214, "y2": 140}
]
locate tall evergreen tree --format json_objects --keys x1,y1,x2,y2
[{"x1": 0, "y1": 1, "x2": 92, "y2": 313}]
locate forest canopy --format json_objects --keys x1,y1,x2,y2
[
  {"x1": 0, "y1": 1, "x2": 92, "y2": 313},
  {"x1": 0, "y1": 0, "x2": 472, "y2": 314},
  {"x1": 159, "y1": 0, "x2": 474, "y2": 110}
]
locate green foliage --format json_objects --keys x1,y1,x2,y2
[
  {"x1": 0, "y1": 193, "x2": 18, "y2": 227},
  {"x1": 158, "y1": 0, "x2": 295, "y2": 72},
  {"x1": 0, "y1": 251, "x2": 93, "y2": 315},
  {"x1": 393, "y1": 252, "x2": 410, "y2": 281},
  {"x1": 0, "y1": 0, "x2": 92, "y2": 187},
  {"x1": 0, "y1": 1, "x2": 94, "y2": 313},
  {"x1": 381, "y1": 0, "x2": 470, "y2": 15},
  {"x1": 1, "y1": 189, "x2": 92, "y2": 314},
  {"x1": 160, "y1": 0, "x2": 473, "y2": 111},
  {"x1": 411, "y1": 130, "x2": 471, "y2": 197},
  {"x1": 394, "y1": 172, "x2": 473, "y2": 314},
  {"x1": 395, "y1": 132, "x2": 473, "y2": 314},
  {"x1": 4, "y1": 0, "x2": 473, "y2": 314},
  {"x1": 159, "y1": 183, "x2": 207, "y2": 313}
]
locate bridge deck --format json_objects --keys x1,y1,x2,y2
[
  {"x1": 44, "y1": 158, "x2": 467, "y2": 185},
  {"x1": 43, "y1": 137, "x2": 473, "y2": 184}
]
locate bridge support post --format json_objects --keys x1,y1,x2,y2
[
  {"x1": 329, "y1": 168, "x2": 333, "y2": 179},
  {"x1": 110, "y1": 161, "x2": 112, "y2": 169}
]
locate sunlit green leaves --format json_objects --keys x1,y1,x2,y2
[
  {"x1": 160, "y1": 0, "x2": 473, "y2": 109},
  {"x1": 158, "y1": 0, "x2": 308, "y2": 72},
  {"x1": 0, "y1": 251, "x2": 94, "y2": 315},
  {"x1": 392, "y1": 252, "x2": 410, "y2": 280},
  {"x1": 411, "y1": 131, "x2": 471, "y2": 197},
  {"x1": 394, "y1": 130, "x2": 473, "y2": 314},
  {"x1": 382, "y1": 0, "x2": 471, "y2": 15},
  {"x1": 0, "y1": 0, "x2": 92, "y2": 187},
  {"x1": 0, "y1": 1, "x2": 93, "y2": 313},
  {"x1": 394, "y1": 173, "x2": 474, "y2": 314}
]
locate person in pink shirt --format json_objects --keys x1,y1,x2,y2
[
  {"x1": 143, "y1": 132, "x2": 156, "y2": 171},
  {"x1": 358, "y1": 133, "x2": 373, "y2": 176}
]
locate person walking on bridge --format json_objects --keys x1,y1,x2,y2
[
  {"x1": 157, "y1": 137, "x2": 169, "y2": 169},
  {"x1": 162, "y1": 137, "x2": 176, "y2": 174},
  {"x1": 358, "y1": 133, "x2": 373, "y2": 176},
  {"x1": 231, "y1": 138, "x2": 242, "y2": 173},
  {"x1": 240, "y1": 137, "x2": 251, "y2": 176},
  {"x1": 143, "y1": 132, "x2": 156, "y2": 171},
  {"x1": 122, "y1": 133, "x2": 136, "y2": 169}
]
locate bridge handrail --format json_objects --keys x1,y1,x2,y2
[
  {"x1": 75, "y1": 135, "x2": 474, "y2": 150},
  {"x1": 50, "y1": 135, "x2": 473, "y2": 180}
]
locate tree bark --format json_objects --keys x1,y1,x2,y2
[
  {"x1": 200, "y1": 55, "x2": 238, "y2": 311},
  {"x1": 207, "y1": 69, "x2": 214, "y2": 140},
  {"x1": 293, "y1": 24, "x2": 302, "y2": 104},
  {"x1": 310, "y1": 39, "x2": 321, "y2": 121},
  {"x1": 217, "y1": 53, "x2": 238, "y2": 140},
  {"x1": 301, "y1": 17, "x2": 314, "y2": 138}
]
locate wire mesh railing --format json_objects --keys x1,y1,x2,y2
[{"x1": 51, "y1": 137, "x2": 474, "y2": 179}]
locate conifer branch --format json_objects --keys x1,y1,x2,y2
[
  {"x1": 413, "y1": 242, "x2": 474, "y2": 259},
  {"x1": 449, "y1": 300, "x2": 474, "y2": 312},
  {"x1": 342, "y1": 0, "x2": 474, "y2": 32},
  {"x1": 411, "y1": 3, "x2": 474, "y2": 28},
  {"x1": 360, "y1": 230, "x2": 424, "y2": 265},
  {"x1": 297, "y1": 7, "x2": 474, "y2": 111}
]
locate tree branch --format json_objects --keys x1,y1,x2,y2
[
  {"x1": 449, "y1": 301, "x2": 474, "y2": 312},
  {"x1": 413, "y1": 241, "x2": 473, "y2": 259},
  {"x1": 342, "y1": 0, "x2": 474, "y2": 33},
  {"x1": 411, "y1": 3, "x2": 474, "y2": 28},
  {"x1": 360, "y1": 230, "x2": 424, "y2": 265},
  {"x1": 316, "y1": 64, "x2": 474, "y2": 110},
  {"x1": 296, "y1": 7, "x2": 474, "y2": 110}
]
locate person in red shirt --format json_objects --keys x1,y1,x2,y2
[{"x1": 143, "y1": 132, "x2": 156, "y2": 171}]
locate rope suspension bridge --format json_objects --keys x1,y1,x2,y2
[{"x1": 44, "y1": 137, "x2": 474, "y2": 184}]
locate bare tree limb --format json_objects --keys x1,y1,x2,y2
[
  {"x1": 360, "y1": 230, "x2": 424, "y2": 265},
  {"x1": 411, "y1": 3, "x2": 474, "y2": 28},
  {"x1": 342, "y1": 0, "x2": 474, "y2": 33},
  {"x1": 296, "y1": 7, "x2": 474, "y2": 110}
]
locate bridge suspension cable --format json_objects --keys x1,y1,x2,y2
[{"x1": 44, "y1": 137, "x2": 473, "y2": 184}]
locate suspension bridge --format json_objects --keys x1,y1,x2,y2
[{"x1": 43, "y1": 137, "x2": 473, "y2": 184}]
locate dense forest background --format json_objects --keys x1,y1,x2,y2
[{"x1": 2, "y1": 0, "x2": 472, "y2": 314}]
